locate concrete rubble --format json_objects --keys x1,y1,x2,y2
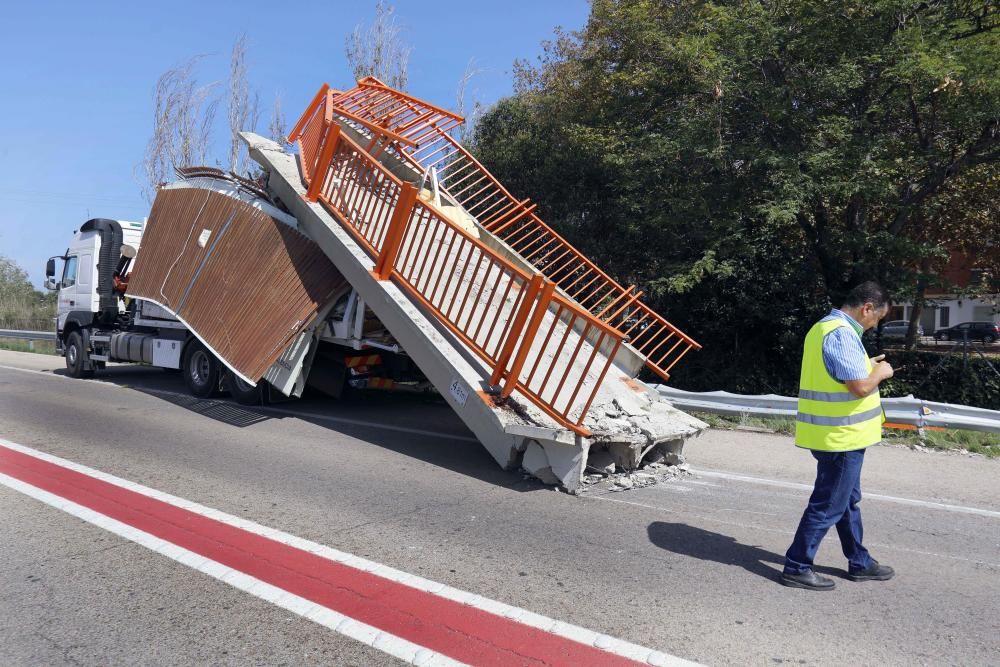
[{"x1": 516, "y1": 376, "x2": 706, "y2": 492}]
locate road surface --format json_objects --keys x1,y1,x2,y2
[{"x1": 1, "y1": 350, "x2": 997, "y2": 665}]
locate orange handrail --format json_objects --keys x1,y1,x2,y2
[
  {"x1": 291, "y1": 91, "x2": 625, "y2": 435},
  {"x1": 315, "y1": 80, "x2": 701, "y2": 381}
]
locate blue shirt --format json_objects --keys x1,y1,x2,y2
[{"x1": 820, "y1": 309, "x2": 870, "y2": 382}]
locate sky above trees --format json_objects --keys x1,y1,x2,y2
[{"x1": 0, "y1": 0, "x2": 588, "y2": 286}]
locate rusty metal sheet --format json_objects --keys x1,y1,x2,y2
[{"x1": 127, "y1": 185, "x2": 344, "y2": 381}]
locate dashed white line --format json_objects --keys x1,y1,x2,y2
[{"x1": 0, "y1": 363, "x2": 479, "y2": 443}]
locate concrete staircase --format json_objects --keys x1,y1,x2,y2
[{"x1": 244, "y1": 131, "x2": 704, "y2": 491}]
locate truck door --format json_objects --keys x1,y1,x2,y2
[{"x1": 77, "y1": 251, "x2": 97, "y2": 313}]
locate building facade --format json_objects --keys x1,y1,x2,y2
[{"x1": 889, "y1": 254, "x2": 998, "y2": 334}]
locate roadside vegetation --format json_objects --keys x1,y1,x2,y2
[
  {"x1": 692, "y1": 411, "x2": 999, "y2": 458},
  {"x1": 0, "y1": 256, "x2": 54, "y2": 331},
  {"x1": 0, "y1": 339, "x2": 57, "y2": 355},
  {"x1": 470, "y1": 0, "x2": 1000, "y2": 407}
]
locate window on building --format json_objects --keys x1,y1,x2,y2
[
  {"x1": 969, "y1": 268, "x2": 993, "y2": 287},
  {"x1": 939, "y1": 306, "x2": 950, "y2": 328}
]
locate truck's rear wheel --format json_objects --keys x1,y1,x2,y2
[
  {"x1": 183, "y1": 341, "x2": 220, "y2": 398},
  {"x1": 224, "y1": 371, "x2": 267, "y2": 406},
  {"x1": 65, "y1": 331, "x2": 94, "y2": 379}
]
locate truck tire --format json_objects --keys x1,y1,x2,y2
[
  {"x1": 183, "y1": 341, "x2": 220, "y2": 398},
  {"x1": 65, "y1": 331, "x2": 94, "y2": 379},
  {"x1": 224, "y1": 370, "x2": 267, "y2": 406}
]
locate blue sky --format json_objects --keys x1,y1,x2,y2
[{"x1": 0, "y1": 0, "x2": 589, "y2": 286}]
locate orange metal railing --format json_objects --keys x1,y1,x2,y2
[
  {"x1": 320, "y1": 78, "x2": 700, "y2": 381},
  {"x1": 288, "y1": 88, "x2": 624, "y2": 435}
]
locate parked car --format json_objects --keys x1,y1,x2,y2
[
  {"x1": 933, "y1": 321, "x2": 1000, "y2": 344},
  {"x1": 879, "y1": 320, "x2": 923, "y2": 341}
]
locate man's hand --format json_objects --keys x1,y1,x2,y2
[
  {"x1": 873, "y1": 357, "x2": 894, "y2": 381},
  {"x1": 845, "y1": 356, "x2": 894, "y2": 398}
]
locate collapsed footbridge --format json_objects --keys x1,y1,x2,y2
[{"x1": 241, "y1": 77, "x2": 705, "y2": 490}]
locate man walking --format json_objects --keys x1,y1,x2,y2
[{"x1": 781, "y1": 281, "x2": 896, "y2": 591}]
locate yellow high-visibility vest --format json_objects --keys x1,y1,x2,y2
[{"x1": 795, "y1": 318, "x2": 884, "y2": 451}]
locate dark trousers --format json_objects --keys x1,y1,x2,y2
[{"x1": 784, "y1": 449, "x2": 873, "y2": 574}]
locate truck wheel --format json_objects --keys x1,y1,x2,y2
[
  {"x1": 183, "y1": 341, "x2": 220, "y2": 398},
  {"x1": 224, "y1": 371, "x2": 267, "y2": 406},
  {"x1": 65, "y1": 331, "x2": 94, "y2": 379}
]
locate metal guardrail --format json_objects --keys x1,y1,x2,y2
[
  {"x1": 655, "y1": 386, "x2": 1000, "y2": 435},
  {"x1": 0, "y1": 329, "x2": 56, "y2": 342}
]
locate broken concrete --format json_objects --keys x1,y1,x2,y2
[
  {"x1": 585, "y1": 448, "x2": 616, "y2": 475},
  {"x1": 521, "y1": 441, "x2": 561, "y2": 486}
]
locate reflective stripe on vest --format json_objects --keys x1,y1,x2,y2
[
  {"x1": 796, "y1": 405, "x2": 884, "y2": 426},
  {"x1": 795, "y1": 318, "x2": 883, "y2": 452}
]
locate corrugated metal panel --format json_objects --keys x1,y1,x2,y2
[{"x1": 127, "y1": 186, "x2": 344, "y2": 381}]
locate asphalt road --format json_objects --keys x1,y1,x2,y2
[{"x1": 1, "y1": 350, "x2": 998, "y2": 666}]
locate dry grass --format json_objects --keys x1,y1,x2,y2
[{"x1": 0, "y1": 338, "x2": 57, "y2": 355}]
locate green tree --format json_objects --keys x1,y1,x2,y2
[
  {"x1": 471, "y1": 0, "x2": 1000, "y2": 392},
  {"x1": 0, "y1": 256, "x2": 56, "y2": 330}
]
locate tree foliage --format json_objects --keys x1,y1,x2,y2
[
  {"x1": 471, "y1": 0, "x2": 1000, "y2": 392},
  {"x1": 227, "y1": 34, "x2": 260, "y2": 176},
  {"x1": 0, "y1": 257, "x2": 55, "y2": 330},
  {"x1": 345, "y1": 1, "x2": 411, "y2": 90},
  {"x1": 140, "y1": 57, "x2": 219, "y2": 201}
]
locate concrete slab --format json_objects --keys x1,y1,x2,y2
[{"x1": 243, "y1": 132, "x2": 706, "y2": 490}]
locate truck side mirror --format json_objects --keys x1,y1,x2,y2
[
  {"x1": 45, "y1": 277, "x2": 58, "y2": 291},
  {"x1": 46, "y1": 258, "x2": 55, "y2": 278}
]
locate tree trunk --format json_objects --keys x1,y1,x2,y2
[{"x1": 905, "y1": 260, "x2": 931, "y2": 349}]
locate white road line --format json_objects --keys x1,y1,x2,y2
[
  {"x1": 0, "y1": 470, "x2": 460, "y2": 667},
  {"x1": 255, "y1": 406, "x2": 479, "y2": 443},
  {"x1": 0, "y1": 438, "x2": 697, "y2": 667},
  {"x1": 0, "y1": 363, "x2": 125, "y2": 387},
  {"x1": 0, "y1": 363, "x2": 480, "y2": 444},
  {"x1": 692, "y1": 469, "x2": 1000, "y2": 519},
  {"x1": 589, "y1": 495, "x2": 1000, "y2": 568}
]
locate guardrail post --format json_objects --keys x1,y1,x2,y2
[
  {"x1": 305, "y1": 123, "x2": 342, "y2": 202},
  {"x1": 501, "y1": 279, "x2": 555, "y2": 400},
  {"x1": 373, "y1": 182, "x2": 418, "y2": 280},
  {"x1": 489, "y1": 275, "x2": 544, "y2": 386}
]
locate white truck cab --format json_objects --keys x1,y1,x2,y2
[{"x1": 47, "y1": 219, "x2": 144, "y2": 333}]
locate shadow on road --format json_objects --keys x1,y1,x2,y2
[
  {"x1": 137, "y1": 388, "x2": 271, "y2": 428},
  {"x1": 51, "y1": 364, "x2": 544, "y2": 493},
  {"x1": 647, "y1": 521, "x2": 842, "y2": 582}
]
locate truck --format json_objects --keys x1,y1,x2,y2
[
  {"x1": 39, "y1": 78, "x2": 705, "y2": 492},
  {"x1": 44, "y1": 169, "x2": 430, "y2": 406}
]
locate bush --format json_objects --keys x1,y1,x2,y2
[
  {"x1": 0, "y1": 256, "x2": 56, "y2": 331},
  {"x1": 878, "y1": 350, "x2": 1000, "y2": 411},
  {"x1": 664, "y1": 346, "x2": 1000, "y2": 410}
]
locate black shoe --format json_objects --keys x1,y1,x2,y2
[
  {"x1": 847, "y1": 559, "x2": 894, "y2": 581},
  {"x1": 780, "y1": 570, "x2": 836, "y2": 591}
]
